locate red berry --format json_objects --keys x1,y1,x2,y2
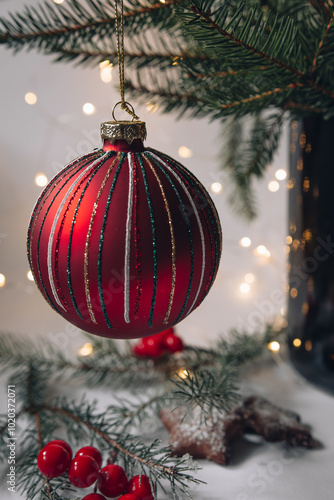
[
  {"x1": 163, "y1": 333, "x2": 184, "y2": 353},
  {"x1": 68, "y1": 455, "x2": 99, "y2": 488},
  {"x1": 37, "y1": 444, "x2": 71, "y2": 478},
  {"x1": 127, "y1": 475, "x2": 154, "y2": 500},
  {"x1": 142, "y1": 337, "x2": 164, "y2": 358},
  {"x1": 76, "y1": 446, "x2": 103, "y2": 468},
  {"x1": 82, "y1": 495, "x2": 107, "y2": 500},
  {"x1": 118, "y1": 495, "x2": 138, "y2": 500},
  {"x1": 133, "y1": 342, "x2": 149, "y2": 358},
  {"x1": 133, "y1": 338, "x2": 164, "y2": 358},
  {"x1": 98, "y1": 464, "x2": 128, "y2": 497},
  {"x1": 45, "y1": 439, "x2": 72, "y2": 460}
]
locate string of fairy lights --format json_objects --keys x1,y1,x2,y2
[
  {"x1": 0, "y1": 70, "x2": 290, "y2": 304},
  {"x1": 1, "y1": 0, "x2": 290, "y2": 361}
]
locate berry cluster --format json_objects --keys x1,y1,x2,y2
[
  {"x1": 37, "y1": 440, "x2": 154, "y2": 499},
  {"x1": 133, "y1": 328, "x2": 184, "y2": 358}
]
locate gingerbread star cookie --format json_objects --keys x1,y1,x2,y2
[
  {"x1": 235, "y1": 396, "x2": 315, "y2": 448},
  {"x1": 159, "y1": 405, "x2": 244, "y2": 465},
  {"x1": 160, "y1": 396, "x2": 317, "y2": 465}
]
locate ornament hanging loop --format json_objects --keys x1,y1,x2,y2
[
  {"x1": 114, "y1": 0, "x2": 140, "y2": 121},
  {"x1": 112, "y1": 101, "x2": 136, "y2": 122}
]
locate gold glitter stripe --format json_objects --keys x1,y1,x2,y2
[
  {"x1": 84, "y1": 153, "x2": 120, "y2": 323},
  {"x1": 171, "y1": 159, "x2": 222, "y2": 256},
  {"x1": 28, "y1": 154, "x2": 99, "y2": 289},
  {"x1": 146, "y1": 156, "x2": 176, "y2": 324}
]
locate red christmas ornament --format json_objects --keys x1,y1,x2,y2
[
  {"x1": 27, "y1": 120, "x2": 222, "y2": 339},
  {"x1": 127, "y1": 475, "x2": 154, "y2": 500},
  {"x1": 68, "y1": 455, "x2": 99, "y2": 488},
  {"x1": 37, "y1": 444, "x2": 71, "y2": 478},
  {"x1": 76, "y1": 445, "x2": 103, "y2": 468},
  {"x1": 97, "y1": 464, "x2": 128, "y2": 497}
]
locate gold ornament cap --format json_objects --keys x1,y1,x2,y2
[{"x1": 100, "y1": 120, "x2": 147, "y2": 145}]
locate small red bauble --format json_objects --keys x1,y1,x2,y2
[
  {"x1": 127, "y1": 475, "x2": 154, "y2": 500},
  {"x1": 118, "y1": 495, "x2": 138, "y2": 500},
  {"x1": 27, "y1": 121, "x2": 222, "y2": 340},
  {"x1": 46, "y1": 439, "x2": 72, "y2": 460},
  {"x1": 162, "y1": 333, "x2": 184, "y2": 353},
  {"x1": 133, "y1": 337, "x2": 164, "y2": 358},
  {"x1": 76, "y1": 445, "x2": 103, "y2": 468},
  {"x1": 98, "y1": 464, "x2": 128, "y2": 498},
  {"x1": 82, "y1": 494, "x2": 107, "y2": 500},
  {"x1": 68, "y1": 455, "x2": 99, "y2": 488},
  {"x1": 141, "y1": 337, "x2": 165, "y2": 358},
  {"x1": 132, "y1": 342, "x2": 151, "y2": 358},
  {"x1": 37, "y1": 444, "x2": 71, "y2": 478}
]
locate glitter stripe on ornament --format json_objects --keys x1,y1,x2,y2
[
  {"x1": 47, "y1": 153, "x2": 109, "y2": 311},
  {"x1": 137, "y1": 154, "x2": 157, "y2": 327},
  {"x1": 35, "y1": 155, "x2": 102, "y2": 312},
  {"x1": 27, "y1": 150, "x2": 99, "y2": 256},
  {"x1": 155, "y1": 149, "x2": 222, "y2": 259},
  {"x1": 84, "y1": 153, "x2": 120, "y2": 324},
  {"x1": 158, "y1": 152, "x2": 222, "y2": 304},
  {"x1": 166, "y1": 158, "x2": 216, "y2": 301},
  {"x1": 97, "y1": 154, "x2": 125, "y2": 329},
  {"x1": 145, "y1": 156, "x2": 176, "y2": 325},
  {"x1": 124, "y1": 153, "x2": 135, "y2": 324},
  {"x1": 132, "y1": 156, "x2": 143, "y2": 319},
  {"x1": 148, "y1": 151, "x2": 206, "y2": 316},
  {"x1": 54, "y1": 165, "x2": 104, "y2": 308},
  {"x1": 146, "y1": 152, "x2": 194, "y2": 324},
  {"x1": 27, "y1": 151, "x2": 100, "y2": 286},
  {"x1": 67, "y1": 153, "x2": 112, "y2": 321}
]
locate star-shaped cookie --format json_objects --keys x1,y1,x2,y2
[
  {"x1": 159, "y1": 405, "x2": 244, "y2": 465},
  {"x1": 160, "y1": 396, "x2": 317, "y2": 465}
]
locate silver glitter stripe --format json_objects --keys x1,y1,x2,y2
[
  {"x1": 149, "y1": 152, "x2": 206, "y2": 315},
  {"x1": 47, "y1": 153, "x2": 109, "y2": 310},
  {"x1": 124, "y1": 153, "x2": 134, "y2": 323}
]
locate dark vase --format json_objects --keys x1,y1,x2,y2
[{"x1": 288, "y1": 116, "x2": 334, "y2": 394}]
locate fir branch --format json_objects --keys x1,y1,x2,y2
[
  {"x1": 38, "y1": 401, "x2": 203, "y2": 498},
  {"x1": 188, "y1": 65, "x2": 268, "y2": 79},
  {"x1": 171, "y1": 368, "x2": 239, "y2": 415},
  {"x1": 180, "y1": 0, "x2": 334, "y2": 101},
  {"x1": 309, "y1": 0, "x2": 332, "y2": 18},
  {"x1": 219, "y1": 83, "x2": 301, "y2": 111},
  {"x1": 285, "y1": 100, "x2": 324, "y2": 114},
  {"x1": 0, "y1": 0, "x2": 180, "y2": 52},
  {"x1": 221, "y1": 111, "x2": 284, "y2": 219},
  {"x1": 53, "y1": 47, "x2": 191, "y2": 68},
  {"x1": 182, "y1": 1, "x2": 305, "y2": 74},
  {"x1": 312, "y1": 11, "x2": 334, "y2": 74}
]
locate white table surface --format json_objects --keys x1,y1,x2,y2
[{"x1": 1, "y1": 356, "x2": 333, "y2": 500}]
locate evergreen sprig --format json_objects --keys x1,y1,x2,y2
[
  {"x1": 0, "y1": 324, "x2": 285, "y2": 499},
  {"x1": 2, "y1": 1, "x2": 333, "y2": 217}
]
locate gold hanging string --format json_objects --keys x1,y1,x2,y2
[{"x1": 114, "y1": 0, "x2": 139, "y2": 121}]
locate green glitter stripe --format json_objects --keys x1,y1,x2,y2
[
  {"x1": 97, "y1": 153, "x2": 125, "y2": 329},
  {"x1": 151, "y1": 149, "x2": 221, "y2": 302},
  {"x1": 27, "y1": 150, "x2": 99, "y2": 252},
  {"x1": 145, "y1": 152, "x2": 195, "y2": 325},
  {"x1": 137, "y1": 153, "x2": 157, "y2": 328},
  {"x1": 36, "y1": 154, "x2": 101, "y2": 313},
  {"x1": 67, "y1": 153, "x2": 113, "y2": 320}
]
